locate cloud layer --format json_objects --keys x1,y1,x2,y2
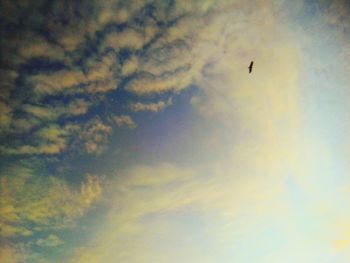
[
  {"x1": 0, "y1": 166, "x2": 101, "y2": 238},
  {"x1": 2, "y1": 0, "x2": 350, "y2": 262}
]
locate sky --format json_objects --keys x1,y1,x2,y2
[{"x1": 1, "y1": 0, "x2": 350, "y2": 262}]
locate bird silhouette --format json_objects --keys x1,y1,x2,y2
[{"x1": 248, "y1": 61, "x2": 254, "y2": 73}]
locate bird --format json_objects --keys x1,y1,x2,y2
[{"x1": 248, "y1": 61, "x2": 254, "y2": 73}]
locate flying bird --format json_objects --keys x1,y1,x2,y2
[{"x1": 248, "y1": 61, "x2": 254, "y2": 73}]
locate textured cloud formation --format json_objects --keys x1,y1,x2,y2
[
  {"x1": 68, "y1": 158, "x2": 291, "y2": 263},
  {"x1": 81, "y1": 118, "x2": 113, "y2": 155},
  {"x1": 30, "y1": 51, "x2": 119, "y2": 96},
  {"x1": 113, "y1": 115, "x2": 137, "y2": 129},
  {"x1": 36, "y1": 234, "x2": 64, "y2": 248},
  {"x1": 64, "y1": 1, "x2": 301, "y2": 262},
  {"x1": 23, "y1": 99, "x2": 91, "y2": 121},
  {"x1": 0, "y1": 0, "x2": 233, "y2": 157},
  {"x1": 66, "y1": 1, "x2": 350, "y2": 263},
  {"x1": 0, "y1": 101, "x2": 12, "y2": 128},
  {"x1": 2, "y1": 0, "x2": 350, "y2": 262},
  {"x1": 0, "y1": 166, "x2": 101, "y2": 239},
  {"x1": 1, "y1": 126, "x2": 66, "y2": 155},
  {"x1": 0, "y1": 245, "x2": 25, "y2": 263},
  {"x1": 129, "y1": 98, "x2": 172, "y2": 112}
]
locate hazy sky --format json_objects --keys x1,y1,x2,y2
[{"x1": 1, "y1": 0, "x2": 350, "y2": 262}]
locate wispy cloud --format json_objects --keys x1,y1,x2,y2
[
  {"x1": 102, "y1": 29, "x2": 148, "y2": 51},
  {"x1": 36, "y1": 234, "x2": 64, "y2": 247},
  {"x1": 0, "y1": 166, "x2": 102, "y2": 238},
  {"x1": 23, "y1": 99, "x2": 91, "y2": 121},
  {"x1": 81, "y1": 118, "x2": 112, "y2": 155},
  {"x1": 0, "y1": 245, "x2": 26, "y2": 263},
  {"x1": 30, "y1": 50, "x2": 118, "y2": 96},
  {"x1": 129, "y1": 98, "x2": 172, "y2": 112},
  {"x1": 67, "y1": 159, "x2": 288, "y2": 262},
  {"x1": 112, "y1": 115, "x2": 137, "y2": 129},
  {"x1": 0, "y1": 124, "x2": 72, "y2": 155},
  {"x1": 0, "y1": 101, "x2": 12, "y2": 129},
  {"x1": 2, "y1": 0, "x2": 350, "y2": 262}
]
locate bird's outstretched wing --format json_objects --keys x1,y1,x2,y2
[{"x1": 248, "y1": 61, "x2": 254, "y2": 73}]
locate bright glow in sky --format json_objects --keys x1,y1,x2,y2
[{"x1": 1, "y1": 0, "x2": 350, "y2": 262}]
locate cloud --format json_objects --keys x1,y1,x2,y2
[
  {"x1": 22, "y1": 105, "x2": 58, "y2": 120},
  {"x1": 30, "y1": 50, "x2": 119, "y2": 96},
  {"x1": 67, "y1": 158, "x2": 289, "y2": 263},
  {"x1": 63, "y1": 1, "x2": 326, "y2": 262},
  {"x1": 0, "y1": 1, "x2": 232, "y2": 160},
  {"x1": 0, "y1": 0, "x2": 220, "y2": 160},
  {"x1": 0, "y1": 101, "x2": 12, "y2": 129},
  {"x1": 140, "y1": 40, "x2": 193, "y2": 75},
  {"x1": 81, "y1": 118, "x2": 113, "y2": 155},
  {"x1": 30, "y1": 70, "x2": 86, "y2": 95},
  {"x1": 23, "y1": 99, "x2": 91, "y2": 121},
  {"x1": 324, "y1": 0, "x2": 349, "y2": 28},
  {"x1": 9, "y1": 118, "x2": 40, "y2": 133},
  {"x1": 0, "y1": 245, "x2": 25, "y2": 263},
  {"x1": 120, "y1": 5, "x2": 225, "y2": 96},
  {"x1": 84, "y1": 51, "x2": 120, "y2": 93},
  {"x1": 18, "y1": 33, "x2": 65, "y2": 61},
  {"x1": 129, "y1": 98, "x2": 172, "y2": 112},
  {"x1": 67, "y1": 99, "x2": 92, "y2": 115},
  {"x1": 36, "y1": 234, "x2": 64, "y2": 247},
  {"x1": 0, "y1": 69, "x2": 18, "y2": 100},
  {"x1": 0, "y1": 124, "x2": 71, "y2": 155},
  {"x1": 119, "y1": 163, "x2": 194, "y2": 187},
  {"x1": 121, "y1": 56, "x2": 139, "y2": 76},
  {"x1": 102, "y1": 29, "x2": 146, "y2": 51},
  {"x1": 125, "y1": 68, "x2": 193, "y2": 95},
  {"x1": 0, "y1": 166, "x2": 102, "y2": 238},
  {"x1": 0, "y1": 123, "x2": 82, "y2": 155},
  {"x1": 112, "y1": 115, "x2": 137, "y2": 129},
  {"x1": 3, "y1": 0, "x2": 350, "y2": 262}
]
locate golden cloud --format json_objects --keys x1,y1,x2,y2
[
  {"x1": 18, "y1": 34, "x2": 65, "y2": 61},
  {"x1": 68, "y1": 158, "x2": 288, "y2": 263},
  {"x1": 129, "y1": 98, "x2": 172, "y2": 112},
  {"x1": 0, "y1": 124, "x2": 80, "y2": 155},
  {"x1": 0, "y1": 69, "x2": 18, "y2": 100},
  {"x1": 121, "y1": 5, "x2": 224, "y2": 96},
  {"x1": 102, "y1": 30, "x2": 146, "y2": 51},
  {"x1": 112, "y1": 115, "x2": 137, "y2": 129},
  {"x1": 3, "y1": 0, "x2": 350, "y2": 262},
  {"x1": 0, "y1": 101, "x2": 12, "y2": 129},
  {"x1": 10, "y1": 118, "x2": 40, "y2": 132},
  {"x1": 65, "y1": 1, "x2": 309, "y2": 262},
  {"x1": 81, "y1": 118, "x2": 113, "y2": 155},
  {"x1": 23, "y1": 99, "x2": 91, "y2": 121},
  {"x1": 0, "y1": 166, "x2": 102, "y2": 238},
  {"x1": 30, "y1": 51, "x2": 119, "y2": 96},
  {"x1": 125, "y1": 68, "x2": 193, "y2": 95},
  {"x1": 121, "y1": 56, "x2": 139, "y2": 76},
  {"x1": 85, "y1": 52, "x2": 117, "y2": 82},
  {"x1": 31, "y1": 70, "x2": 86, "y2": 95}
]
